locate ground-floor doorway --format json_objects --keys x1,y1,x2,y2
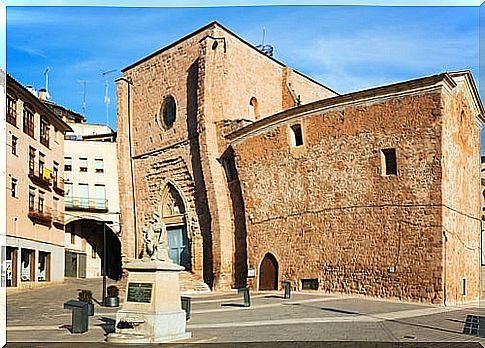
[
  {"x1": 259, "y1": 253, "x2": 278, "y2": 290},
  {"x1": 65, "y1": 219, "x2": 122, "y2": 280}
]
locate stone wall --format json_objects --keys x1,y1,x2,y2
[
  {"x1": 441, "y1": 74, "x2": 481, "y2": 304},
  {"x1": 117, "y1": 22, "x2": 335, "y2": 289},
  {"x1": 233, "y1": 90, "x2": 447, "y2": 303}
]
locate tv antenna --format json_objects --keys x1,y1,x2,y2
[
  {"x1": 102, "y1": 69, "x2": 117, "y2": 127},
  {"x1": 43, "y1": 67, "x2": 51, "y2": 99},
  {"x1": 77, "y1": 80, "x2": 87, "y2": 117},
  {"x1": 256, "y1": 26, "x2": 273, "y2": 57}
]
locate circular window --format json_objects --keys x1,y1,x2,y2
[{"x1": 160, "y1": 96, "x2": 176, "y2": 130}]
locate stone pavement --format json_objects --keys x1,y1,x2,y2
[{"x1": 5, "y1": 277, "x2": 485, "y2": 345}]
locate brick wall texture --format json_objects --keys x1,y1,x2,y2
[{"x1": 117, "y1": 22, "x2": 483, "y2": 303}]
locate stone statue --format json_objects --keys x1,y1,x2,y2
[{"x1": 142, "y1": 212, "x2": 171, "y2": 262}]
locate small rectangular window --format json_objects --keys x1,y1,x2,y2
[
  {"x1": 290, "y1": 124, "x2": 304, "y2": 147},
  {"x1": 11, "y1": 135, "x2": 18, "y2": 155},
  {"x1": 92, "y1": 244, "x2": 97, "y2": 259},
  {"x1": 79, "y1": 158, "x2": 88, "y2": 172},
  {"x1": 11, "y1": 178, "x2": 17, "y2": 198},
  {"x1": 381, "y1": 148, "x2": 397, "y2": 176},
  {"x1": 95, "y1": 158, "x2": 104, "y2": 173},
  {"x1": 301, "y1": 278, "x2": 319, "y2": 290},
  {"x1": 64, "y1": 157, "x2": 72, "y2": 172}
]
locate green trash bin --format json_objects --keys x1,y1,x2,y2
[{"x1": 64, "y1": 300, "x2": 89, "y2": 333}]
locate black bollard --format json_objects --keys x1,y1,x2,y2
[
  {"x1": 282, "y1": 281, "x2": 291, "y2": 299},
  {"x1": 238, "y1": 287, "x2": 250, "y2": 307}
]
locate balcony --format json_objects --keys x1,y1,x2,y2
[
  {"x1": 28, "y1": 167, "x2": 52, "y2": 191},
  {"x1": 65, "y1": 197, "x2": 108, "y2": 213},
  {"x1": 28, "y1": 206, "x2": 52, "y2": 226},
  {"x1": 52, "y1": 210, "x2": 65, "y2": 228},
  {"x1": 53, "y1": 177, "x2": 65, "y2": 196}
]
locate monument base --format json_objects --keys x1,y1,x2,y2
[
  {"x1": 106, "y1": 259, "x2": 191, "y2": 344},
  {"x1": 107, "y1": 309, "x2": 190, "y2": 344}
]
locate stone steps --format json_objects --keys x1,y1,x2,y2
[{"x1": 179, "y1": 271, "x2": 211, "y2": 294}]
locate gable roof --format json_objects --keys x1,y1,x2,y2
[{"x1": 121, "y1": 21, "x2": 338, "y2": 95}]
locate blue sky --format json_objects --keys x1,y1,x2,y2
[{"x1": 6, "y1": 5, "x2": 481, "y2": 140}]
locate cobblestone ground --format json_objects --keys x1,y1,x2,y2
[{"x1": 5, "y1": 277, "x2": 485, "y2": 346}]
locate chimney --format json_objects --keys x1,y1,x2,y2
[
  {"x1": 26, "y1": 85, "x2": 37, "y2": 97},
  {"x1": 38, "y1": 88, "x2": 48, "y2": 101}
]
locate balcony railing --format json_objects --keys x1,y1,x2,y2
[
  {"x1": 28, "y1": 206, "x2": 52, "y2": 226},
  {"x1": 52, "y1": 177, "x2": 65, "y2": 196},
  {"x1": 65, "y1": 197, "x2": 108, "y2": 212},
  {"x1": 28, "y1": 167, "x2": 52, "y2": 190},
  {"x1": 52, "y1": 210, "x2": 65, "y2": 227}
]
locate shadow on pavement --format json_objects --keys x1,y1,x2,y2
[
  {"x1": 321, "y1": 307, "x2": 359, "y2": 315},
  {"x1": 97, "y1": 317, "x2": 115, "y2": 335},
  {"x1": 58, "y1": 324, "x2": 73, "y2": 333}
]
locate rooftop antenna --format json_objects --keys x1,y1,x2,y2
[
  {"x1": 256, "y1": 26, "x2": 273, "y2": 57},
  {"x1": 102, "y1": 69, "x2": 117, "y2": 128},
  {"x1": 43, "y1": 67, "x2": 51, "y2": 99},
  {"x1": 77, "y1": 80, "x2": 87, "y2": 117}
]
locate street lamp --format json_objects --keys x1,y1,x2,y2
[{"x1": 100, "y1": 220, "x2": 113, "y2": 306}]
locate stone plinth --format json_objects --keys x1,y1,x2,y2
[{"x1": 107, "y1": 260, "x2": 191, "y2": 344}]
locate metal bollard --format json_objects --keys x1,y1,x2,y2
[
  {"x1": 282, "y1": 281, "x2": 291, "y2": 299},
  {"x1": 238, "y1": 287, "x2": 250, "y2": 307},
  {"x1": 181, "y1": 296, "x2": 191, "y2": 320},
  {"x1": 64, "y1": 300, "x2": 89, "y2": 333}
]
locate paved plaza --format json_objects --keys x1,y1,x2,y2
[{"x1": 5, "y1": 278, "x2": 485, "y2": 346}]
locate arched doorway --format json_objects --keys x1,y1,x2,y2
[
  {"x1": 259, "y1": 253, "x2": 278, "y2": 290},
  {"x1": 160, "y1": 183, "x2": 190, "y2": 271},
  {"x1": 64, "y1": 219, "x2": 122, "y2": 280}
]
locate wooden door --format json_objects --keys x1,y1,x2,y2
[{"x1": 259, "y1": 253, "x2": 278, "y2": 290}]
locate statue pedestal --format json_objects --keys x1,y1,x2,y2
[{"x1": 106, "y1": 260, "x2": 191, "y2": 344}]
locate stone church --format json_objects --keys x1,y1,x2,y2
[{"x1": 116, "y1": 21, "x2": 484, "y2": 304}]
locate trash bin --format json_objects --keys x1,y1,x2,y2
[
  {"x1": 238, "y1": 287, "x2": 250, "y2": 307},
  {"x1": 64, "y1": 300, "x2": 89, "y2": 333},
  {"x1": 181, "y1": 296, "x2": 191, "y2": 320},
  {"x1": 282, "y1": 281, "x2": 291, "y2": 299}
]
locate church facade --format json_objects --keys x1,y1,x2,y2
[{"x1": 117, "y1": 22, "x2": 484, "y2": 304}]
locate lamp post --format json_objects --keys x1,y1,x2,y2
[{"x1": 101, "y1": 220, "x2": 113, "y2": 306}]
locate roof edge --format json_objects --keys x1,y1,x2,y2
[{"x1": 227, "y1": 72, "x2": 450, "y2": 143}]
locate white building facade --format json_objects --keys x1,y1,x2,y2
[{"x1": 63, "y1": 123, "x2": 121, "y2": 279}]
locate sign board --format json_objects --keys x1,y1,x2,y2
[
  {"x1": 127, "y1": 282, "x2": 153, "y2": 303},
  {"x1": 247, "y1": 268, "x2": 256, "y2": 278}
]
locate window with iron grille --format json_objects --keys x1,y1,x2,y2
[
  {"x1": 40, "y1": 117, "x2": 50, "y2": 148},
  {"x1": 39, "y1": 153, "x2": 45, "y2": 178},
  {"x1": 53, "y1": 162, "x2": 59, "y2": 187},
  {"x1": 7, "y1": 93, "x2": 17, "y2": 126},
  {"x1": 11, "y1": 135, "x2": 18, "y2": 155},
  {"x1": 29, "y1": 147, "x2": 36, "y2": 175},
  {"x1": 23, "y1": 105, "x2": 34, "y2": 138},
  {"x1": 28, "y1": 188, "x2": 35, "y2": 210},
  {"x1": 38, "y1": 191, "x2": 45, "y2": 212}
]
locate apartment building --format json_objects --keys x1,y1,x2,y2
[
  {"x1": 5, "y1": 74, "x2": 71, "y2": 288},
  {"x1": 62, "y1": 123, "x2": 121, "y2": 280}
]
